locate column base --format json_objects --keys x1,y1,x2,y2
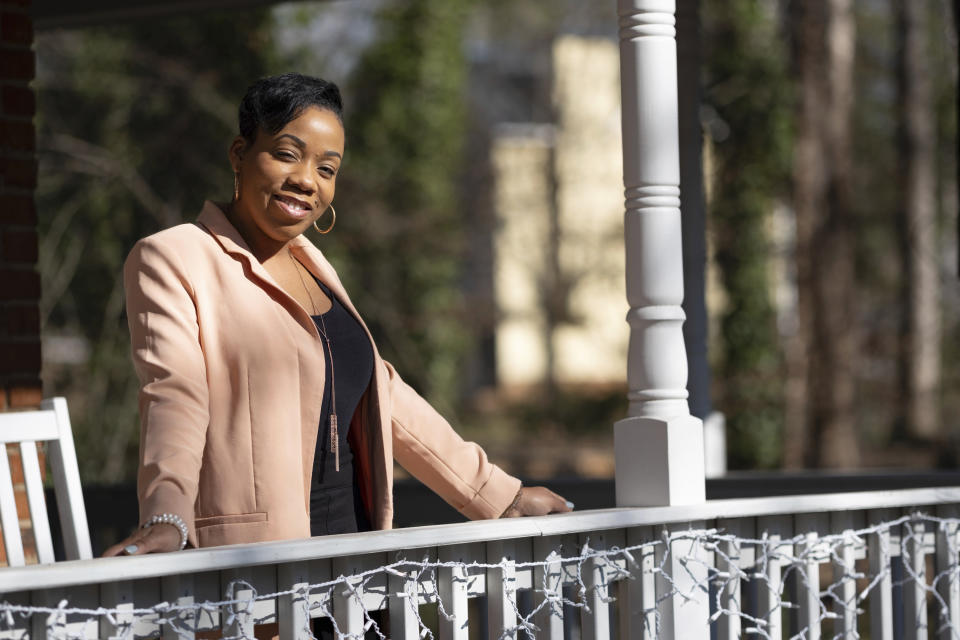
[{"x1": 614, "y1": 414, "x2": 706, "y2": 506}]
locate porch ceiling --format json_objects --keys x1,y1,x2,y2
[{"x1": 32, "y1": 0, "x2": 322, "y2": 31}]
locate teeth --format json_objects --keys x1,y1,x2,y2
[{"x1": 278, "y1": 196, "x2": 307, "y2": 211}]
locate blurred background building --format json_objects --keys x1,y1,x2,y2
[{"x1": 492, "y1": 36, "x2": 625, "y2": 391}]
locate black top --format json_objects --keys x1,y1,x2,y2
[{"x1": 309, "y1": 279, "x2": 374, "y2": 535}]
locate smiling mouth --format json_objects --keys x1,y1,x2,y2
[{"x1": 273, "y1": 194, "x2": 313, "y2": 218}]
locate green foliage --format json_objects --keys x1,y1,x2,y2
[
  {"x1": 36, "y1": 11, "x2": 280, "y2": 483},
  {"x1": 703, "y1": 0, "x2": 792, "y2": 469},
  {"x1": 329, "y1": 0, "x2": 472, "y2": 415}
]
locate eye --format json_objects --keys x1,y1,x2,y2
[
  {"x1": 275, "y1": 150, "x2": 298, "y2": 161},
  {"x1": 319, "y1": 165, "x2": 338, "y2": 177}
]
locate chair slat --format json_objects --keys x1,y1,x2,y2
[
  {"x1": 0, "y1": 446, "x2": 25, "y2": 567},
  {"x1": 44, "y1": 398, "x2": 92, "y2": 561},
  {"x1": 0, "y1": 412, "x2": 59, "y2": 444},
  {"x1": 19, "y1": 441, "x2": 54, "y2": 564}
]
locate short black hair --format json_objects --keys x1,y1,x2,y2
[{"x1": 237, "y1": 72, "x2": 343, "y2": 145}]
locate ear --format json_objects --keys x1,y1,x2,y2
[{"x1": 228, "y1": 136, "x2": 247, "y2": 173}]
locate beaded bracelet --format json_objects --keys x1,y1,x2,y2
[{"x1": 142, "y1": 513, "x2": 188, "y2": 550}]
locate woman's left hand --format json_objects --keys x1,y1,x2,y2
[{"x1": 501, "y1": 486, "x2": 573, "y2": 517}]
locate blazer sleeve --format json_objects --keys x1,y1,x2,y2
[
  {"x1": 383, "y1": 361, "x2": 521, "y2": 520},
  {"x1": 124, "y1": 237, "x2": 209, "y2": 547}
]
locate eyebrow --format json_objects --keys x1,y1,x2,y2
[{"x1": 276, "y1": 133, "x2": 342, "y2": 159}]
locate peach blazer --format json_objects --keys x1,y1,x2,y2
[{"x1": 123, "y1": 201, "x2": 521, "y2": 548}]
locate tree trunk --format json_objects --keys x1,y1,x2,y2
[
  {"x1": 783, "y1": 1, "x2": 823, "y2": 469},
  {"x1": 955, "y1": 0, "x2": 960, "y2": 278},
  {"x1": 897, "y1": 0, "x2": 941, "y2": 440},
  {"x1": 785, "y1": 0, "x2": 860, "y2": 468}
]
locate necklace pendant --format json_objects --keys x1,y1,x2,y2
[{"x1": 330, "y1": 414, "x2": 339, "y2": 471}]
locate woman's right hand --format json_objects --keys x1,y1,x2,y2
[{"x1": 102, "y1": 523, "x2": 183, "y2": 557}]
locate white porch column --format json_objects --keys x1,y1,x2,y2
[{"x1": 614, "y1": 0, "x2": 706, "y2": 507}]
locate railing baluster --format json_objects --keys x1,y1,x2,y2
[
  {"x1": 161, "y1": 574, "x2": 195, "y2": 640},
  {"x1": 0, "y1": 590, "x2": 29, "y2": 640},
  {"x1": 656, "y1": 522, "x2": 711, "y2": 639},
  {"x1": 716, "y1": 517, "x2": 744, "y2": 640},
  {"x1": 191, "y1": 572, "x2": 222, "y2": 634},
  {"x1": 534, "y1": 535, "x2": 564, "y2": 639},
  {"x1": 904, "y1": 516, "x2": 929, "y2": 640},
  {"x1": 757, "y1": 515, "x2": 792, "y2": 640},
  {"x1": 619, "y1": 526, "x2": 656, "y2": 640},
  {"x1": 438, "y1": 544, "x2": 471, "y2": 640},
  {"x1": 935, "y1": 504, "x2": 960, "y2": 640},
  {"x1": 220, "y1": 571, "x2": 255, "y2": 640},
  {"x1": 868, "y1": 508, "x2": 895, "y2": 640},
  {"x1": 388, "y1": 564, "x2": 420, "y2": 640},
  {"x1": 331, "y1": 556, "x2": 366, "y2": 638},
  {"x1": 30, "y1": 589, "x2": 67, "y2": 640},
  {"x1": 277, "y1": 563, "x2": 311, "y2": 640},
  {"x1": 486, "y1": 539, "x2": 518, "y2": 639},
  {"x1": 305, "y1": 560, "x2": 333, "y2": 630},
  {"x1": 99, "y1": 581, "x2": 134, "y2": 640},
  {"x1": 580, "y1": 530, "x2": 619, "y2": 640},
  {"x1": 795, "y1": 513, "x2": 827, "y2": 640},
  {"x1": 831, "y1": 511, "x2": 858, "y2": 638}
]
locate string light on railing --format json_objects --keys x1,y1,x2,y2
[{"x1": 2, "y1": 513, "x2": 960, "y2": 639}]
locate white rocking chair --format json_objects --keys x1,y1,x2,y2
[{"x1": 0, "y1": 397, "x2": 92, "y2": 566}]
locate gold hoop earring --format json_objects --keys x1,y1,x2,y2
[
  {"x1": 233, "y1": 172, "x2": 240, "y2": 201},
  {"x1": 313, "y1": 204, "x2": 336, "y2": 234}
]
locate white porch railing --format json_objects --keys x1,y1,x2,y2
[{"x1": 2, "y1": 487, "x2": 960, "y2": 639}]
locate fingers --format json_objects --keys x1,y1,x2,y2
[
  {"x1": 102, "y1": 532, "x2": 148, "y2": 558},
  {"x1": 102, "y1": 523, "x2": 182, "y2": 557},
  {"x1": 541, "y1": 488, "x2": 573, "y2": 512},
  {"x1": 513, "y1": 487, "x2": 574, "y2": 516},
  {"x1": 544, "y1": 489, "x2": 573, "y2": 513}
]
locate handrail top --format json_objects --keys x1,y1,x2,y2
[{"x1": 3, "y1": 486, "x2": 959, "y2": 592}]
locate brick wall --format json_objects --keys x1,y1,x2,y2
[{"x1": 0, "y1": 0, "x2": 43, "y2": 565}]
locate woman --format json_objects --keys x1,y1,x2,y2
[{"x1": 104, "y1": 73, "x2": 569, "y2": 556}]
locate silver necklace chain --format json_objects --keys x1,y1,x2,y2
[{"x1": 290, "y1": 252, "x2": 340, "y2": 472}]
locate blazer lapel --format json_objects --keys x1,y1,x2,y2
[
  {"x1": 196, "y1": 201, "x2": 318, "y2": 336},
  {"x1": 288, "y1": 236, "x2": 378, "y2": 350}
]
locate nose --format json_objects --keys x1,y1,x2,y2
[{"x1": 286, "y1": 162, "x2": 317, "y2": 195}]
